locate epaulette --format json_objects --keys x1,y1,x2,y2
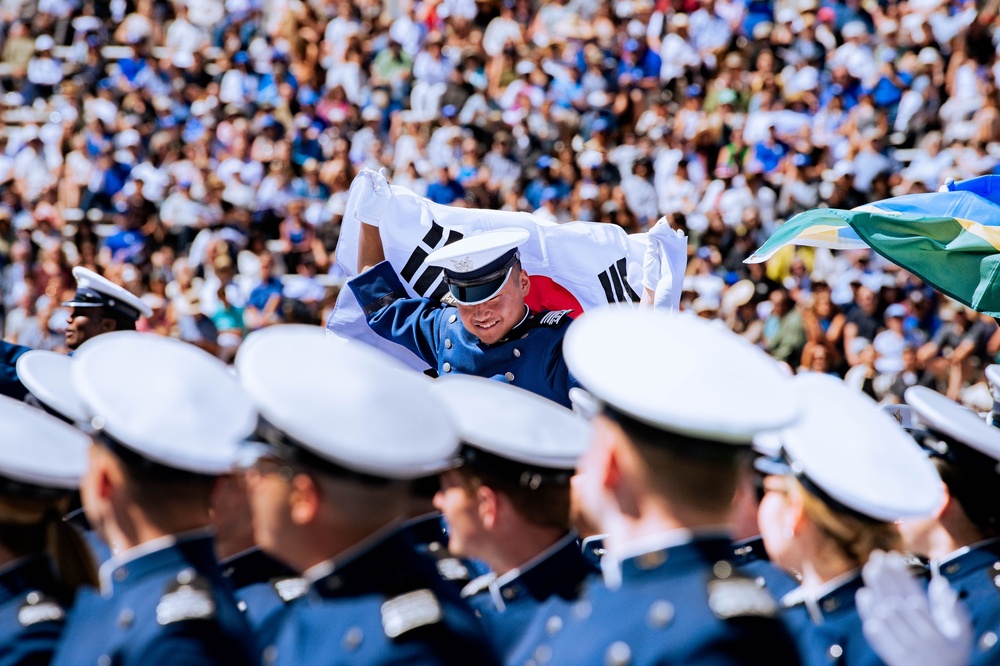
[
  {"x1": 537, "y1": 310, "x2": 573, "y2": 327},
  {"x1": 460, "y1": 573, "x2": 495, "y2": 599},
  {"x1": 381, "y1": 589, "x2": 443, "y2": 638},
  {"x1": 156, "y1": 569, "x2": 216, "y2": 625},
  {"x1": 707, "y1": 561, "x2": 778, "y2": 620},
  {"x1": 18, "y1": 591, "x2": 65, "y2": 627},
  {"x1": 273, "y1": 577, "x2": 310, "y2": 603}
]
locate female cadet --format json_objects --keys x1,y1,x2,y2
[
  {"x1": 756, "y1": 373, "x2": 943, "y2": 666},
  {"x1": 0, "y1": 395, "x2": 97, "y2": 665}
]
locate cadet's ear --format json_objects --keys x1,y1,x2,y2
[
  {"x1": 935, "y1": 481, "x2": 953, "y2": 521},
  {"x1": 476, "y1": 484, "x2": 499, "y2": 530},
  {"x1": 289, "y1": 473, "x2": 320, "y2": 525},
  {"x1": 89, "y1": 445, "x2": 116, "y2": 500},
  {"x1": 99, "y1": 316, "x2": 117, "y2": 333},
  {"x1": 517, "y1": 269, "x2": 530, "y2": 297}
]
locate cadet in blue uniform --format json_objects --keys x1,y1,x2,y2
[
  {"x1": 350, "y1": 215, "x2": 576, "y2": 407},
  {"x1": 428, "y1": 375, "x2": 598, "y2": 660},
  {"x1": 755, "y1": 375, "x2": 943, "y2": 666},
  {"x1": 508, "y1": 308, "x2": 803, "y2": 666},
  {"x1": 235, "y1": 325, "x2": 498, "y2": 665},
  {"x1": 0, "y1": 396, "x2": 97, "y2": 666},
  {"x1": 898, "y1": 387, "x2": 1000, "y2": 659},
  {"x1": 50, "y1": 332, "x2": 259, "y2": 666},
  {"x1": 0, "y1": 266, "x2": 152, "y2": 399}
]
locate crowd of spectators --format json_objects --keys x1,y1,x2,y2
[{"x1": 0, "y1": 0, "x2": 999, "y2": 403}]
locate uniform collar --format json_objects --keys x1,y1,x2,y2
[
  {"x1": 731, "y1": 536, "x2": 769, "y2": 565},
  {"x1": 399, "y1": 512, "x2": 448, "y2": 548},
  {"x1": 219, "y1": 546, "x2": 295, "y2": 590},
  {"x1": 98, "y1": 528, "x2": 216, "y2": 597},
  {"x1": 780, "y1": 569, "x2": 862, "y2": 625},
  {"x1": 304, "y1": 520, "x2": 413, "y2": 597},
  {"x1": 487, "y1": 533, "x2": 585, "y2": 611},
  {"x1": 934, "y1": 536, "x2": 1000, "y2": 580},
  {"x1": 602, "y1": 527, "x2": 733, "y2": 590},
  {"x1": 480, "y1": 306, "x2": 531, "y2": 348}
]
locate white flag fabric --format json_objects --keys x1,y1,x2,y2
[{"x1": 327, "y1": 169, "x2": 686, "y2": 370}]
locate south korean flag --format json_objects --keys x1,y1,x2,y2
[{"x1": 327, "y1": 169, "x2": 686, "y2": 370}]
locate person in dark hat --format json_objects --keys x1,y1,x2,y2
[{"x1": 0, "y1": 266, "x2": 152, "y2": 399}]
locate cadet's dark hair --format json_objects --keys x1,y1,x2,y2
[
  {"x1": 611, "y1": 411, "x2": 744, "y2": 514},
  {"x1": 0, "y1": 492, "x2": 98, "y2": 594},
  {"x1": 934, "y1": 458, "x2": 1000, "y2": 538},
  {"x1": 456, "y1": 465, "x2": 571, "y2": 532},
  {"x1": 110, "y1": 447, "x2": 216, "y2": 521}
]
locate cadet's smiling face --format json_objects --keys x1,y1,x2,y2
[{"x1": 455, "y1": 269, "x2": 530, "y2": 345}]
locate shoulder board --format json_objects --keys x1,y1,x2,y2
[
  {"x1": 156, "y1": 570, "x2": 216, "y2": 625},
  {"x1": 381, "y1": 589, "x2": 443, "y2": 639},
  {"x1": 460, "y1": 573, "x2": 495, "y2": 599},
  {"x1": 273, "y1": 577, "x2": 310, "y2": 603},
  {"x1": 537, "y1": 310, "x2": 574, "y2": 327},
  {"x1": 18, "y1": 592, "x2": 65, "y2": 627},
  {"x1": 707, "y1": 563, "x2": 777, "y2": 620},
  {"x1": 435, "y1": 557, "x2": 470, "y2": 583}
]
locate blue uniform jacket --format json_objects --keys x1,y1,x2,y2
[
  {"x1": 220, "y1": 547, "x2": 304, "y2": 633},
  {"x1": 778, "y1": 572, "x2": 881, "y2": 666},
  {"x1": 462, "y1": 534, "x2": 598, "y2": 661},
  {"x1": 731, "y1": 536, "x2": 799, "y2": 600},
  {"x1": 506, "y1": 536, "x2": 801, "y2": 666},
  {"x1": 51, "y1": 533, "x2": 257, "y2": 666},
  {"x1": 0, "y1": 340, "x2": 30, "y2": 399},
  {"x1": 348, "y1": 262, "x2": 575, "y2": 408},
  {"x1": 938, "y1": 539, "x2": 1000, "y2": 659},
  {"x1": 260, "y1": 524, "x2": 499, "y2": 666},
  {"x1": 0, "y1": 556, "x2": 70, "y2": 666}
]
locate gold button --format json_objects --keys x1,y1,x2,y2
[{"x1": 505, "y1": 372, "x2": 514, "y2": 381}]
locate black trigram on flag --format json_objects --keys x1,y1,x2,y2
[
  {"x1": 598, "y1": 257, "x2": 639, "y2": 304},
  {"x1": 398, "y1": 220, "x2": 464, "y2": 300}
]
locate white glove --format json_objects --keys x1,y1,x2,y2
[
  {"x1": 856, "y1": 550, "x2": 973, "y2": 666},
  {"x1": 354, "y1": 167, "x2": 391, "y2": 227}
]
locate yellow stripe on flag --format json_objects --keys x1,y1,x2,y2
[{"x1": 954, "y1": 217, "x2": 1000, "y2": 252}]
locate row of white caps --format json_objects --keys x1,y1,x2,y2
[
  {"x1": 10, "y1": 325, "x2": 594, "y2": 490},
  {"x1": 3, "y1": 308, "x2": 949, "y2": 525}
]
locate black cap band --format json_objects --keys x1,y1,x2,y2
[
  {"x1": 63, "y1": 287, "x2": 142, "y2": 321},
  {"x1": 459, "y1": 444, "x2": 573, "y2": 489}
]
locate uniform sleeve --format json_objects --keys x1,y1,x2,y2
[
  {"x1": 0, "y1": 340, "x2": 30, "y2": 399},
  {"x1": 347, "y1": 261, "x2": 443, "y2": 367},
  {"x1": 545, "y1": 330, "x2": 578, "y2": 410}
]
